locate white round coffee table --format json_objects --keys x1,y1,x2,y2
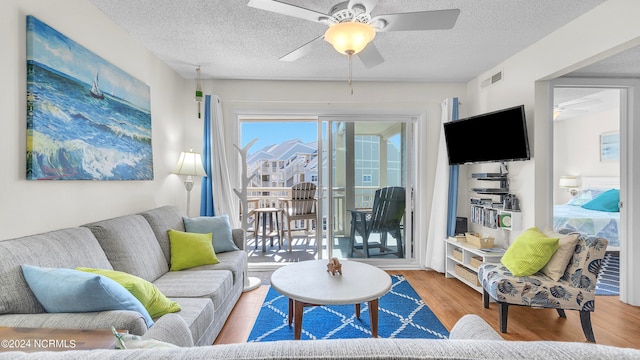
[{"x1": 270, "y1": 259, "x2": 392, "y2": 340}]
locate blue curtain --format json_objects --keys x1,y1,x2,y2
[
  {"x1": 200, "y1": 95, "x2": 215, "y2": 216},
  {"x1": 446, "y1": 98, "x2": 459, "y2": 236}
]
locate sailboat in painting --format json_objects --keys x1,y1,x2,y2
[{"x1": 90, "y1": 71, "x2": 104, "y2": 99}]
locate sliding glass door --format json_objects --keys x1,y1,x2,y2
[{"x1": 319, "y1": 116, "x2": 414, "y2": 262}]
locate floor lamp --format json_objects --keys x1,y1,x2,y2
[{"x1": 173, "y1": 150, "x2": 207, "y2": 217}]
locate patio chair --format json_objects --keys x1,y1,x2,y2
[
  {"x1": 348, "y1": 186, "x2": 405, "y2": 258},
  {"x1": 280, "y1": 182, "x2": 317, "y2": 252},
  {"x1": 478, "y1": 232, "x2": 608, "y2": 343}
]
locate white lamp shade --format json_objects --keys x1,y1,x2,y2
[
  {"x1": 324, "y1": 22, "x2": 375, "y2": 55},
  {"x1": 173, "y1": 151, "x2": 207, "y2": 177},
  {"x1": 559, "y1": 176, "x2": 578, "y2": 188}
]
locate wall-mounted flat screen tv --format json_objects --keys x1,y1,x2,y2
[{"x1": 443, "y1": 105, "x2": 530, "y2": 165}]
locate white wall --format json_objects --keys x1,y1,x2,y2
[
  {"x1": 554, "y1": 108, "x2": 620, "y2": 204},
  {"x1": 0, "y1": 0, "x2": 189, "y2": 239}
]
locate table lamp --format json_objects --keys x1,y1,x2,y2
[
  {"x1": 173, "y1": 150, "x2": 207, "y2": 215},
  {"x1": 559, "y1": 175, "x2": 579, "y2": 196}
]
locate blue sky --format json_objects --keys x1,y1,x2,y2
[{"x1": 241, "y1": 122, "x2": 318, "y2": 152}]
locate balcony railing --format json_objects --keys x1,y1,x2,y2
[{"x1": 244, "y1": 186, "x2": 379, "y2": 236}]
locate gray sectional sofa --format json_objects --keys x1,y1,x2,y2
[{"x1": 0, "y1": 205, "x2": 247, "y2": 347}]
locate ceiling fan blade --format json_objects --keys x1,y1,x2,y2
[
  {"x1": 279, "y1": 35, "x2": 325, "y2": 62},
  {"x1": 247, "y1": 0, "x2": 328, "y2": 24},
  {"x1": 372, "y1": 9, "x2": 460, "y2": 32},
  {"x1": 357, "y1": 42, "x2": 384, "y2": 68},
  {"x1": 348, "y1": 0, "x2": 379, "y2": 14},
  {"x1": 559, "y1": 98, "x2": 602, "y2": 108}
]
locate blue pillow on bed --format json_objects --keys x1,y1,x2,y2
[
  {"x1": 581, "y1": 189, "x2": 619, "y2": 212},
  {"x1": 567, "y1": 189, "x2": 604, "y2": 206}
]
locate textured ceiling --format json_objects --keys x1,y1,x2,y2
[{"x1": 87, "y1": 0, "x2": 609, "y2": 82}]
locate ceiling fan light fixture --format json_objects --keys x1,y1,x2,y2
[{"x1": 324, "y1": 21, "x2": 375, "y2": 55}]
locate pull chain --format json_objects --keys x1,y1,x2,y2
[{"x1": 347, "y1": 50, "x2": 354, "y2": 95}]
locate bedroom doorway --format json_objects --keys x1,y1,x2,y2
[{"x1": 552, "y1": 84, "x2": 624, "y2": 297}]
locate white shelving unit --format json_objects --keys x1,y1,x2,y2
[
  {"x1": 497, "y1": 210, "x2": 522, "y2": 231},
  {"x1": 470, "y1": 172, "x2": 522, "y2": 231},
  {"x1": 444, "y1": 237, "x2": 505, "y2": 293}
]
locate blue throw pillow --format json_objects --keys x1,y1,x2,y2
[
  {"x1": 183, "y1": 215, "x2": 239, "y2": 253},
  {"x1": 566, "y1": 189, "x2": 604, "y2": 206},
  {"x1": 21, "y1": 265, "x2": 154, "y2": 327},
  {"x1": 581, "y1": 188, "x2": 620, "y2": 212}
]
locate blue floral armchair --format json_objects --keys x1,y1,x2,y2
[{"x1": 478, "y1": 232, "x2": 608, "y2": 342}]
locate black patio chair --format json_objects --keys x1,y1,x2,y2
[{"x1": 348, "y1": 186, "x2": 405, "y2": 258}]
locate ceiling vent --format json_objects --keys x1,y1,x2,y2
[{"x1": 480, "y1": 70, "x2": 504, "y2": 88}]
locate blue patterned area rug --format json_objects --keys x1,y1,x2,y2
[
  {"x1": 247, "y1": 274, "x2": 449, "y2": 342},
  {"x1": 596, "y1": 252, "x2": 620, "y2": 296}
]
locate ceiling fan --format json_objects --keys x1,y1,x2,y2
[
  {"x1": 553, "y1": 98, "x2": 602, "y2": 120},
  {"x1": 247, "y1": 0, "x2": 461, "y2": 68}
]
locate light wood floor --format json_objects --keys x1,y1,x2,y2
[{"x1": 214, "y1": 270, "x2": 640, "y2": 349}]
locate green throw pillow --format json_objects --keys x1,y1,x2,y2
[
  {"x1": 168, "y1": 229, "x2": 219, "y2": 271},
  {"x1": 77, "y1": 267, "x2": 181, "y2": 319},
  {"x1": 501, "y1": 227, "x2": 559, "y2": 276}
]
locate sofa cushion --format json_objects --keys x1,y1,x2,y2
[
  {"x1": 143, "y1": 313, "x2": 194, "y2": 347},
  {"x1": 167, "y1": 297, "x2": 215, "y2": 347},
  {"x1": 112, "y1": 326, "x2": 179, "y2": 349},
  {"x1": 195, "y1": 250, "x2": 247, "y2": 285},
  {"x1": 448, "y1": 314, "x2": 503, "y2": 340},
  {"x1": 77, "y1": 267, "x2": 181, "y2": 319},
  {"x1": 0, "y1": 311, "x2": 149, "y2": 336},
  {"x1": 21, "y1": 265, "x2": 153, "y2": 328},
  {"x1": 83, "y1": 215, "x2": 169, "y2": 282},
  {"x1": 183, "y1": 215, "x2": 239, "y2": 253},
  {"x1": 153, "y1": 270, "x2": 233, "y2": 311},
  {"x1": 0, "y1": 227, "x2": 112, "y2": 315},
  {"x1": 138, "y1": 206, "x2": 187, "y2": 265},
  {"x1": 168, "y1": 230, "x2": 219, "y2": 271}
]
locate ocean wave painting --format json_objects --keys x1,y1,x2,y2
[{"x1": 26, "y1": 16, "x2": 153, "y2": 180}]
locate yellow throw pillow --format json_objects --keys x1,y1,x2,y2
[
  {"x1": 168, "y1": 229, "x2": 219, "y2": 271},
  {"x1": 501, "y1": 227, "x2": 559, "y2": 276},
  {"x1": 77, "y1": 267, "x2": 181, "y2": 319}
]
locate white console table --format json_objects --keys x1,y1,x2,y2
[{"x1": 444, "y1": 237, "x2": 504, "y2": 293}]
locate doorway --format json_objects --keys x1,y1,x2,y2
[{"x1": 551, "y1": 82, "x2": 626, "y2": 298}]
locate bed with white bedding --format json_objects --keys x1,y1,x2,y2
[{"x1": 553, "y1": 176, "x2": 620, "y2": 249}]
